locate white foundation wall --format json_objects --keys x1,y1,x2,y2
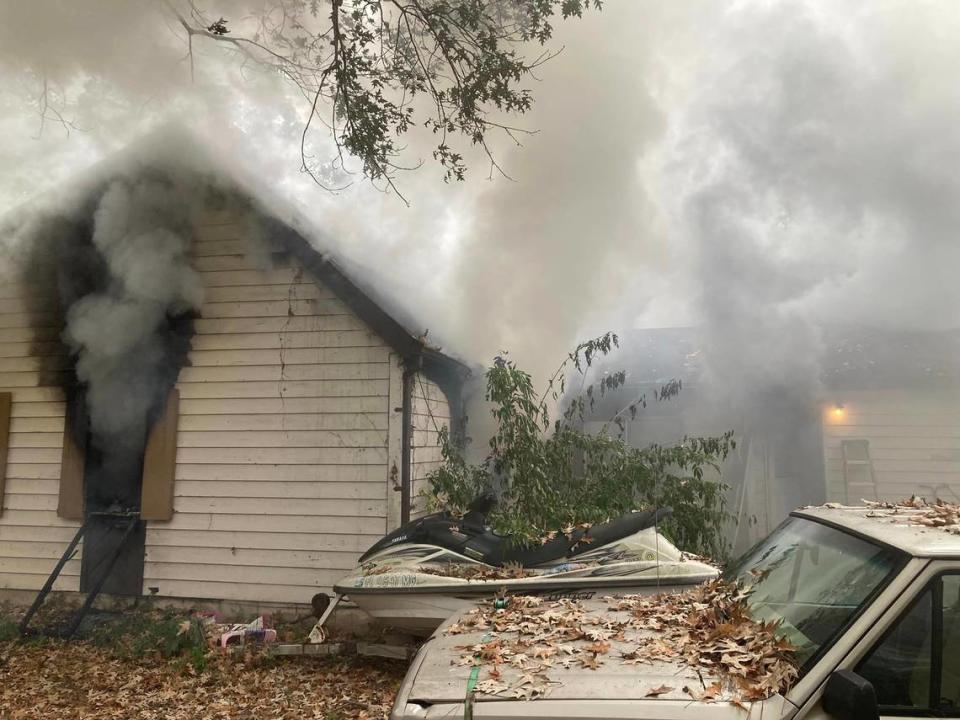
[
  {"x1": 0, "y1": 275, "x2": 80, "y2": 592},
  {"x1": 823, "y1": 388, "x2": 960, "y2": 504},
  {"x1": 409, "y1": 373, "x2": 451, "y2": 517},
  {"x1": 142, "y1": 209, "x2": 396, "y2": 604}
]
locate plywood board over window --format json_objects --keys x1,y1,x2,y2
[
  {"x1": 141, "y1": 389, "x2": 180, "y2": 521},
  {"x1": 57, "y1": 394, "x2": 86, "y2": 520},
  {"x1": 0, "y1": 392, "x2": 11, "y2": 516}
]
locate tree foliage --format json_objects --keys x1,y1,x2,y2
[
  {"x1": 426, "y1": 333, "x2": 735, "y2": 559},
  {"x1": 166, "y1": 0, "x2": 602, "y2": 197}
]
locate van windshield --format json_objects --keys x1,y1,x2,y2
[{"x1": 724, "y1": 516, "x2": 905, "y2": 671}]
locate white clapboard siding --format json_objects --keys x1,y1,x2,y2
[
  {"x1": 0, "y1": 294, "x2": 81, "y2": 593},
  {"x1": 177, "y1": 379, "x2": 388, "y2": 400},
  {"x1": 6, "y1": 478, "x2": 60, "y2": 494},
  {"x1": 186, "y1": 347, "x2": 391, "y2": 368},
  {"x1": 152, "y1": 511, "x2": 385, "y2": 535},
  {"x1": 200, "y1": 298, "x2": 351, "y2": 318},
  {"x1": 175, "y1": 480, "x2": 385, "y2": 499},
  {"x1": 147, "y1": 529, "x2": 375, "y2": 553},
  {"x1": 197, "y1": 268, "x2": 303, "y2": 287},
  {"x1": 409, "y1": 373, "x2": 451, "y2": 517},
  {"x1": 177, "y1": 413, "x2": 388, "y2": 432},
  {"x1": 144, "y1": 562, "x2": 344, "y2": 588},
  {"x1": 822, "y1": 389, "x2": 960, "y2": 503},
  {"x1": 144, "y1": 546, "x2": 362, "y2": 570},
  {"x1": 138, "y1": 579, "x2": 329, "y2": 604},
  {"x1": 173, "y1": 463, "x2": 387, "y2": 482},
  {"x1": 176, "y1": 429, "x2": 387, "y2": 448},
  {"x1": 193, "y1": 315, "x2": 366, "y2": 335},
  {"x1": 143, "y1": 211, "x2": 394, "y2": 605},
  {"x1": 177, "y1": 363, "x2": 389, "y2": 383},
  {"x1": 201, "y1": 283, "x2": 330, "y2": 302},
  {"x1": 190, "y1": 330, "x2": 385, "y2": 351},
  {"x1": 179, "y1": 396, "x2": 387, "y2": 415},
  {"x1": 173, "y1": 497, "x2": 386, "y2": 518},
  {"x1": 174, "y1": 447, "x2": 388, "y2": 465}
]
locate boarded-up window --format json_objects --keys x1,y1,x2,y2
[
  {"x1": 141, "y1": 389, "x2": 180, "y2": 521},
  {"x1": 57, "y1": 394, "x2": 87, "y2": 520},
  {"x1": 0, "y1": 393, "x2": 10, "y2": 516}
]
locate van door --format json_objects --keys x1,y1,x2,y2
[
  {"x1": 855, "y1": 571, "x2": 960, "y2": 715},
  {"x1": 802, "y1": 562, "x2": 960, "y2": 720}
]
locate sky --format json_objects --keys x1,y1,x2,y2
[{"x1": 1, "y1": 0, "x2": 959, "y2": 389}]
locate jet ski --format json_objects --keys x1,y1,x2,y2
[{"x1": 333, "y1": 495, "x2": 718, "y2": 633}]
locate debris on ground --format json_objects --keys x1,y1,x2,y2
[
  {"x1": 444, "y1": 579, "x2": 797, "y2": 703},
  {"x1": 0, "y1": 637, "x2": 405, "y2": 719},
  {"x1": 215, "y1": 615, "x2": 278, "y2": 648}
]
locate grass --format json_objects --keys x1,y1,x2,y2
[
  {"x1": 82, "y1": 605, "x2": 209, "y2": 671},
  {"x1": 0, "y1": 615, "x2": 17, "y2": 642}
]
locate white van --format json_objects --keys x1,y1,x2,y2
[{"x1": 390, "y1": 503, "x2": 960, "y2": 719}]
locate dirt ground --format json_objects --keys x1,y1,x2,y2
[{"x1": 0, "y1": 638, "x2": 407, "y2": 719}]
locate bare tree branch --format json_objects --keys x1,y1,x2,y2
[{"x1": 158, "y1": 0, "x2": 601, "y2": 198}]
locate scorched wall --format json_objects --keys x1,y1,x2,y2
[{"x1": 0, "y1": 202, "x2": 454, "y2": 607}]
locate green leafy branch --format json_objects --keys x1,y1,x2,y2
[{"x1": 426, "y1": 334, "x2": 736, "y2": 558}]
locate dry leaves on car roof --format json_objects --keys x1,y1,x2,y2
[
  {"x1": 835, "y1": 497, "x2": 960, "y2": 534},
  {"x1": 868, "y1": 496, "x2": 960, "y2": 533},
  {"x1": 445, "y1": 579, "x2": 798, "y2": 705}
]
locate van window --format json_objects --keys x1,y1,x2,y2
[{"x1": 856, "y1": 573, "x2": 960, "y2": 717}]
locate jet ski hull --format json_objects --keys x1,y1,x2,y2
[
  {"x1": 337, "y1": 571, "x2": 714, "y2": 633},
  {"x1": 335, "y1": 527, "x2": 718, "y2": 633}
]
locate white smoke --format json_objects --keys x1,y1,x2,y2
[
  {"x1": 1, "y1": 0, "x2": 959, "y2": 399},
  {"x1": 64, "y1": 177, "x2": 202, "y2": 448}
]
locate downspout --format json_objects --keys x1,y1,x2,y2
[{"x1": 400, "y1": 355, "x2": 422, "y2": 525}]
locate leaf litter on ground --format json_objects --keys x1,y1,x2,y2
[
  {"x1": 0, "y1": 637, "x2": 405, "y2": 720},
  {"x1": 0, "y1": 602, "x2": 405, "y2": 720}
]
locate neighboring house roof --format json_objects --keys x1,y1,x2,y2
[
  {"x1": 820, "y1": 326, "x2": 960, "y2": 390},
  {"x1": 589, "y1": 325, "x2": 960, "y2": 393},
  {"x1": 0, "y1": 125, "x2": 471, "y2": 389}
]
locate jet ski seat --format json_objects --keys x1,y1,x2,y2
[
  {"x1": 460, "y1": 492, "x2": 496, "y2": 535},
  {"x1": 357, "y1": 494, "x2": 672, "y2": 569},
  {"x1": 493, "y1": 507, "x2": 672, "y2": 567}
]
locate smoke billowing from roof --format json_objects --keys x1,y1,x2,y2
[
  {"x1": 644, "y1": 2, "x2": 960, "y2": 389},
  {"x1": 1, "y1": 2, "x2": 959, "y2": 402},
  {"x1": 64, "y1": 177, "x2": 202, "y2": 463}
]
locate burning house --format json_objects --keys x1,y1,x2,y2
[{"x1": 0, "y1": 133, "x2": 468, "y2": 611}]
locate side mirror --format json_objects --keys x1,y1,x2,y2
[{"x1": 823, "y1": 670, "x2": 879, "y2": 720}]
